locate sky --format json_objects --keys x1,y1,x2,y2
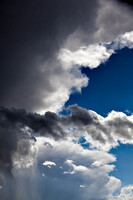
[{"x1": 1, "y1": 0, "x2": 133, "y2": 199}]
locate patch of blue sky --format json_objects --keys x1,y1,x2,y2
[
  {"x1": 110, "y1": 143, "x2": 133, "y2": 187},
  {"x1": 78, "y1": 137, "x2": 90, "y2": 149},
  {"x1": 65, "y1": 47, "x2": 133, "y2": 117}
]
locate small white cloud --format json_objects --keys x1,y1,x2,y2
[
  {"x1": 64, "y1": 159, "x2": 88, "y2": 174},
  {"x1": 42, "y1": 161, "x2": 56, "y2": 168},
  {"x1": 42, "y1": 173, "x2": 45, "y2": 177},
  {"x1": 92, "y1": 161, "x2": 102, "y2": 167},
  {"x1": 80, "y1": 185, "x2": 85, "y2": 188}
]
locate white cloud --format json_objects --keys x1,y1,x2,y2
[
  {"x1": 42, "y1": 173, "x2": 45, "y2": 177},
  {"x1": 80, "y1": 185, "x2": 85, "y2": 188},
  {"x1": 36, "y1": 137, "x2": 121, "y2": 200},
  {"x1": 58, "y1": 31, "x2": 133, "y2": 72},
  {"x1": 42, "y1": 161, "x2": 56, "y2": 168},
  {"x1": 110, "y1": 185, "x2": 133, "y2": 200},
  {"x1": 64, "y1": 159, "x2": 88, "y2": 174},
  {"x1": 58, "y1": 45, "x2": 113, "y2": 69}
]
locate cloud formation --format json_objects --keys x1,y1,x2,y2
[
  {"x1": 1, "y1": 0, "x2": 133, "y2": 113},
  {"x1": 35, "y1": 137, "x2": 120, "y2": 200},
  {"x1": 110, "y1": 185, "x2": 133, "y2": 200},
  {"x1": 1, "y1": 105, "x2": 133, "y2": 199},
  {"x1": 1, "y1": 1, "x2": 133, "y2": 199},
  {"x1": 58, "y1": 31, "x2": 133, "y2": 70},
  {"x1": 1, "y1": 103, "x2": 133, "y2": 169}
]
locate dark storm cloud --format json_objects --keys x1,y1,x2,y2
[
  {"x1": 1, "y1": 0, "x2": 133, "y2": 113},
  {"x1": 61, "y1": 105, "x2": 98, "y2": 126},
  {"x1": 0, "y1": 106, "x2": 62, "y2": 170},
  {"x1": 0, "y1": 0, "x2": 99, "y2": 112},
  {"x1": 1, "y1": 105, "x2": 133, "y2": 156},
  {"x1": 0, "y1": 107, "x2": 64, "y2": 138},
  {"x1": 1, "y1": 105, "x2": 133, "y2": 147}
]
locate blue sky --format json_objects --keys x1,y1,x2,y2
[{"x1": 110, "y1": 144, "x2": 133, "y2": 186}]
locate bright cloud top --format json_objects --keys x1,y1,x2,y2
[
  {"x1": 36, "y1": 137, "x2": 120, "y2": 200},
  {"x1": 58, "y1": 31, "x2": 133, "y2": 70}
]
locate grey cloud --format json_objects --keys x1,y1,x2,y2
[
  {"x1": 0, "y1": 0, "x2": 99, "y2": 112},
  {"x1": 61, "y1": 105, "x2": 98, "y2": 126},
  {"x1": 1, "y1": 0, "x2": 133, "y2": 113},
  {"x1": 0, "y1": 107, "x2": 64, "y2": 138},
  {"x1": 1, "y1": 105, "x2": 133, "y2": 158},
  {"x1": 93, "y1": 0, "x2": 133, "y2": 43},
  {"x1": 0, "y1": 106, "x2": 64, "y2": 187}
]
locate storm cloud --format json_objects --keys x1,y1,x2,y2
[
  {"x1": 1, "y1": 0, "x2": 133, "y2": 113},
  {"x1": 1, "y1": 0, "x2": 98, "y2": 113},
  {"x1": 1, "y1": 1, "x2": 133, "y2": 199}
]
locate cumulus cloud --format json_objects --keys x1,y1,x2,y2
[
  {"x1": 63, "y1": 105, "x2": 133, "y2": 150},
  {"x1": 0, "y1": 136, "x2": 122, "y2": 200},
  {"x1": 58, "y1": 31, "x2": 133, "y2": 71},
  {"x1": 110, "y1": 185, "x2": 133, "y2": 200},
  {"x1": 63, "y1": 159, "x2": 88, "y2": 174},
  {"x1": 58, "y1": 44, "x2": 113, "y2": 69},
  {"x1": 35, "y1": 137, "x2": 120, "y2": 200}
]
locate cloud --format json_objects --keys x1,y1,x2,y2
[
  {"x1": 1, "y1": 0, "x2": 133, "y2": 114},
  {"x1": 0, "y1": 0, "x2": 99, "y2": 113},
  {"x1": 93, "y1": 0, "x2": 133, "y2": 43},
  {"x1": 42, "y1": 161, "x2": 56, "y2": 168},
  {"x1": 80, "y1": 185, "x2": 85, "y2": 188},
  {"x1": 63, "y1": 105, "x2": 133, "y2": 150},
  {"x1": 58, "y1": 44, "x2": 113, "y2": 69},
  {"x1": 1, "y1": 133, "x2": 121, "y2": 200},
  {"x1": 1, "y1": 1, "x2": 133, "y2": 199},
  {"x1": 58, "y1": 31, "x2": 133, "y2": 71},
  {"x1": 1, "y1": 104, "x2": 133, "y2": 160},
  {"x1": 35, "y1": 137, "x2": 121, "y2": 200},
  {"x1": 1, "y1": 103, "x2": 133, "y2": 176},
  {"x1": 1, "y1": 105, "x2": 133, "y2": 199},
  {"x1": 110, "y1": 185, "x2": 133, "y2": 200},
  {"x1": 63, "y1": 159, "x2": 88, "y2": 174}
]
